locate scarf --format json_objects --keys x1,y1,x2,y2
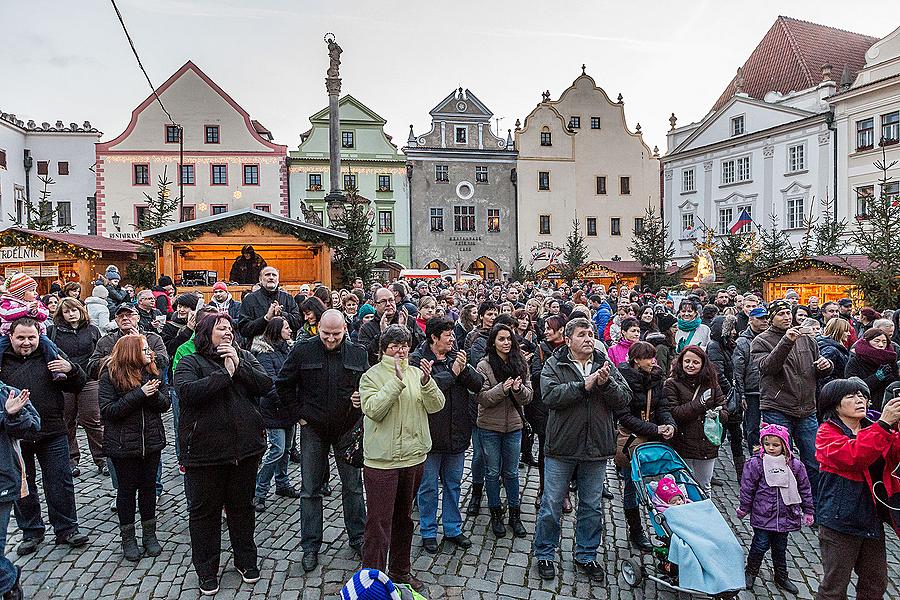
[
  {"x1": 677, "y1": 317, "x2": 701, "y2": 352},
  {"x1": 487, "y1": 351, "x2": 524, "y2": 383},
  {"x1": 853, "y1": 338, "x2": 897, "y2": 367},
  {"x1": 762, "y1": 454, "x2": 801, "y2": 506}
]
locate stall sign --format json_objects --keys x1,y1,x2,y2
[
  {"x1": 40, "y1": 265, "x2": 59, "y2": 278},
  {"x1": 22, "y1": 266, "x2": 41, "y2": 277},
  {"x1": 0, "y1": 246, "x2": 44, "y2": 263}
]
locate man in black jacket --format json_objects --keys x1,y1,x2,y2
[
  {"x1": 0, "y1": 318, "x2": 89, "y2": 555},
  {"x1": 275, "y1": 309, "x2": 367, "y2": 572},
  {"x1": 410, "y1": 317, "x2": 483, "y2": 553},
  {"x1": 357, "y1": 287, "x2": 423, "y2": 366},
  {"x1": 237, "y1": 267, "x2": 302, "y2": 346}
]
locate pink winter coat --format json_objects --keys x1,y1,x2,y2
[{"x1": 0, "y1": 295, "x2": 49, "y2": 335}]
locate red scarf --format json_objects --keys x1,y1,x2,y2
[{"x1": 853, "y1": 337, "x2": 897, "y2": 367}]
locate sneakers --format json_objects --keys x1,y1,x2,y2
[
  {"x1": 537, "y1": 560, "x2": 556, "y2": 580},
  {"x1": 252, "y1": 497, "x2": 266, "y2": 512},
  {"x1": 199, "y1": 577, "x2": 219, "y2": 596},
  {"x1": 574, "y1": 560, "x2": 606, "y2": 583},
  {"x1": 16, "y1": 535, "x2": 44, "y2": 556},
  {"x1": 275, "y1": 485, "x2": 302, "y2": 498},
  {"x1": 238, "y1": 566, "x2": 260, "y2": 584},
  {"x1": 98, "y1": 463, "x2": 109, "y2": 476}
]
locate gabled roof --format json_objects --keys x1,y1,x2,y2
[
  {"x1": 429, "y1": 88, "x2": 493, "y2": 120},
  {"x1": 0, "y1": 228, "x2": 143, "y2": 257},
  {"x1": 140, "y1": 208, "x2": 347, "y2": 243},
  {"x1": 711, "y1": 16, "x2": 877, "y2": 111},
  {"x1": 309, "y1": 95, "x2": 387, "y2": 125}
]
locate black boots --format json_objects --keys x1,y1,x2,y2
[
  {"x1": 508, "y1": 507, "x2": 527, "y2": 538},
  {"x1": 142, "y1": 519, "x2": 162, "y2": 557},
  {"x1": 624, "y1": 508, "x2": 653, "y2": 552},
  {"x1": 774, "y1": 564, "x2": 799, "y2": 594},
  {"x1": 120, "y1": 523, "x2": 141, "y2": 561},
  {"x1": 466, "y1": 484, "x2": 483, "y2": 516},
  {"x1": 734, "y1": 455, "x2": 746, "y2": 483},
  {"x1": 489, "y1": 507, "x2": 506, "y2": 537},
  {"x1": 744, "y1": 551, "x2": 763, "y2": 589}
]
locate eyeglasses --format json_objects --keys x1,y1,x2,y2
[{"x1": 375, "y1": 298, "x2": 396, "y2": 305}]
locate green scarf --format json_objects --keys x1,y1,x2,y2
[{"x1": 677, "y1": 317, "x2": 702, "y2": 352}]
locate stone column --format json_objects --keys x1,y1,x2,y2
[{"x1": 325, "y1": 35, "x2": 344, "y2": 202}]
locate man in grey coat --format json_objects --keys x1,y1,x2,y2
[{"x1": 532, "y1": 317, "x2": 630, "y2": 582}]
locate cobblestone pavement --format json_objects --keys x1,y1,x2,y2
[{"x1": 10, "y1": 415, "x2": 900, "y2": 599}]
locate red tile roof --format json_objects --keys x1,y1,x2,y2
[
  {"x1": 8, "y1": 228, "x2": 143, "y2": 254},
  {"x1": 711, "y1": 16, "x2": 877, "y2": 111}
]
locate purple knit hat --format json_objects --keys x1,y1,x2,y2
[{"x1": 759, "y1": 423, "x2": 791, "y2": 458}]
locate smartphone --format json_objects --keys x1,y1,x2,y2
[{"x1": 798, "y1": 326, "x2": 813, "y2": 335}]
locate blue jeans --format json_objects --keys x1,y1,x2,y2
[
  {"x1": 0, "y1": 502, "x2": 15, "y2": 594},
  {"x1": 14, "y1": 434, "x2": 79, "y2": 539},
  {"x1": 480, "y1": 429, "x2": 521, "y2": 509},
  {"x1": 534, "y1": 457, "x2": 606, "y2": 563},
  {"x1": 620, "y1": 466, "x2": 639, "y2": 510},
  {"x1": 744, "y1": 394, "x2": 761, "y2": 453},
  {"x1": 749, "y1": 528, "x2": 789, "y2": 567},
  {"x1": 417, "y1": 452, "x2": 465, "y2": 539},
  {"x1": 470, "y1": 428, "x2": 485, "y2": 486},
  {"x1": 255, "y1": 426, "x2": 295, "y2": 498},
  {"x1": 760, "y1": 409, "x2": 820, "y2": 507}
]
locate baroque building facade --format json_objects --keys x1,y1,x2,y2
[
  {"x1": 288, "y1": 95, "x2": 410, "y2": 268},
  {"x1": 404, "y1": 88, "x2": 516, "y2": 280},
  {"x1": 515, "y1": 69, "x2": 660, "y2": 271}
]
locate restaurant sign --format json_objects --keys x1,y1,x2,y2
[{"x1": 0, "y1": 246, "x2": 44, "y2": 263}]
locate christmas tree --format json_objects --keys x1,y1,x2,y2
[
  {"x1": 628, "y1": 205, "x2": 676, "y2": 289},
  {"x1": 509, "y1": 255, "x2": 527, "y2": 283},
  {"x1": 138, "y1": 166, "x2": 181, "y2": 231},
  {"x1": 332, "y1": 187, "x2": 376, "y2": 287},
  {"x1": 852, "y1": 144, "x2": 900, "y2": 307},
  {"x1": 560, "y1": 218, "x2": 589, "y2": 281},
  {"x1": 714, "y1": 232, "x2": 755, "y2": 288},
  {"x1": 814, "y1": 195, "x2": 848, "y2": 256},
  {"x1": 755, "y1": 214, "x2": 797, "y2": 269},
  {"x1": 8, "y1": 175, "x2": 73, "y2": 232}
]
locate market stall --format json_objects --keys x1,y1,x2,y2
[
  {"x1": 141, "y1": 208, "x2": 347, "y2": 295},
  {"x1": 0, "y1": 228, "x2": 143, "y2": 297},
  {"x1": 752, "y1": 255, "x2": 867, "y2": 304}
]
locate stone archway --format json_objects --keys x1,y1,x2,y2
[
  {"x1": 425, "y1": 259, "x2": 449, "y2": 271},
  {"x1": 468, "y1": 256, "x2": 501, "y2": 280}
]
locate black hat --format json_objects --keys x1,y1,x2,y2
[
  {"x1": 114, "y1": 303, "x2": 138, "y2": 316},
  {"x1": 838, "y1": 298, "x2": 853, "y2": 308},
  {"x1": 174, "y1": 293, "x2": 199, "y2": 310},
  {"x1": 158, "y1": 275, "x2": 174, "y2": 288},
  {"x1": 657, "y1": 313, "x2": 677, "y2": 331},
  {"x1": 768, "y1": 299, "x2": 791, "y2": 317}
]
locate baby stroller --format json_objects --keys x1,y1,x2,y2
[{"x1": 619, "y1": 443, "x2": 743, "y2": 599}]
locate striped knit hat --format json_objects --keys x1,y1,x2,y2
[
  {"x1": 340, "y1": 569, "x2": 402, "y2": 600},
  {"x1": 5, "y1": 272, "x2": 37, "y2": 300}
]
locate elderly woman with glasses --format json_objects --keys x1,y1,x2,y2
[{"x1": 359, "y1": 324, "x2": 445, "y2": 592}]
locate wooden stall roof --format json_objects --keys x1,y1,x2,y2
[
  {"x1": 0, "y1": 227, "x2": 145, "y2": 257},
  {"x1": 752, "y1": 254, "x2": 869, "y2": 281},
  {"x1": 140, "y1": 208, "x2": 348, "y2": 244}
]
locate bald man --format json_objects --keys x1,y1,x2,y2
[{"x1": 275, "y1": 309, "x2": 368, "y2": 571}]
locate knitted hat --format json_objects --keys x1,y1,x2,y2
[
  {"x1": 212, "y1": 282, "x2": 228, "y2": 292},
  {"x1": 767, "y1": 299, "x2": 791, "y2": 318},
  {"x1": 174, "y1": 293, "x2": 199, "y2": 311},
  {"x1": 91, "y1": 285, "x2": 109, "y2": 299},
  {"x1": 655, "y1": 476, "x2": 685, "y2": 505},
  {"x1": 340, "y1": 569, "x2": 402, "y2": 600},
  {"x1": 759, "y1": 423, "x2": 792, "y2": 457},
  {"x1": 105, "y1": 265, "x2": 121, "y2": 282},
  {"x1": 358, "y1": 303, "x2": 377, "y2": 319},
  {"x1": 158, "y1": 275, "x2": 174, "y2": 288},
  {"x1": 657, "y1": 313, "x2": 677, "y2": 332},
  {"x1": 6, "y1": 272, "x2": 37, "y2": 300}
]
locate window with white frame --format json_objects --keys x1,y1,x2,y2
[
  {"x1": 682, "y1": 168, "x2": 695, "y2": 192},
  {"x1": 721, "y1": 160, "x2": 735, "y2": 185},
  {"x1": 430, "y1": 208, "x2": 444, "y2": 231},
  {"x1": 856, "y1": 118, "x2": 874, "y2": 151},
  {"x1": 475, "y1": 166, "x2": 488, "y2": 183},
  {"x1": 454, "y1": 205, "x2": 475, "y2": 232},
  {"x1": 487, "y1": 208, "x2": 500, "y2": 232},
  {"x1": 787, "y1": 144, "x2": 805, "y2": 172},
  {"x1": 681, "y1": 212, "x2": 694, "y2": 235},
  {"x1": 736, "y1": 204, "x2": 753, "y2": 233},
  {"x1": 731, "y1": 115, "x2": 745, "y2": 136},
  {"x1": 786, "y1": 196, "x2": 805, "y2": 229},
  {"x1": 883, "y1": 111, "x2": 899, "y2": 145},
  {"x1": 884, "y1": 181, "x2": 899, "y2": 203},
  {"x1": 856, "y1": 185, "x2": 873, "y2": 218},
  {"x1": 737, "y1": 156, "x2": 750, "y2": 181},
  {"x1": 718, "y1": 207, "x2": 733, "y2": 234}
]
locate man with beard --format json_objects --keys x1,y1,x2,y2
[{"x1": 237, "y1": 267, "x2": 302, "y2": 344}]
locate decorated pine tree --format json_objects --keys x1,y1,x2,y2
[
  {"x1": 509, "y1": 255, "x2": 527, "y2": 283},
  {"x1": 560, "y1": 218, "x2": 589, "y2": 281},
  {"x1": 755, "y1": 214, "x2": 797, "y2": 269},
  {"x1": 8, "y1": 175, "x2": 73, "y2": 232},
  {"x1": 139, "y1": 166, "x2": 181, "y2": 231},
  {"x1": 628, "y1": 205, "x2": 676, "y2": 289},
  {"x1": 852, "y1": 145, "x2": 900, "y2": 307},
  {"x1": 714, "y1": 232, "x2": 754, "y2": 288},
  {"x1": 814, "y1": 195, "x2": 848, "y2": 256},
  {"x1": 332, "y1": 187, "x2": 376, "y2": 287}
]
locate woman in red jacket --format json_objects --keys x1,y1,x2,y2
[{"x1": 814, "y1": 377, "x2": 900, "y2": 600}]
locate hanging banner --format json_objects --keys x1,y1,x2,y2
[{"x1": 0, "y1": 246, "x2": 44, "y2": 263}]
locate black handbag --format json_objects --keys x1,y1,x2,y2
[{"x1": 337, "y1": 417, "x2": 364, "y2": 468}]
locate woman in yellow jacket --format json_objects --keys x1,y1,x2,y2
[{"x1": 360, "y1": 324, "x2": 445, "y2": 593}]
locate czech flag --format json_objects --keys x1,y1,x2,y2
[{"x1": 729, "y1": 208, "x2": 753, "y2": 234}]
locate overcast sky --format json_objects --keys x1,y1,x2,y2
[{"x1": 3, "y1": 1, "x2": 896, "y2": 154}]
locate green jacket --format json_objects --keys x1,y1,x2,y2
[
  {"x1": 360, "y1": 354, "x2": 445, "y2": 470},
  {"x1": 172, "y1": 335, "x2": 196, "y2": 374}
]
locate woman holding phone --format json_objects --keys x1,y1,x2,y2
[{"x1": 845, "y1": 328, "x2": 898, "y2": 410}]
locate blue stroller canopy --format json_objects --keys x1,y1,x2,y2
[{"x1": 630, "y1": 443, "x2": 691, "y2": 482}]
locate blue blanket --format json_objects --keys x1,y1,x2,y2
[{"x1": 663, "y1": 499, "x2": 745, "y2": 595}]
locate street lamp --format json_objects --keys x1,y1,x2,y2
[
  {"x1": 382, "y1": 242, "x2": 396, "y2": 261},
  {"x1": 112, "y1": 212, "x2": 121, "y2": 232}
]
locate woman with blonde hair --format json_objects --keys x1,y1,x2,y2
[
  {"x1": 817, "y1": 317, "x2": 850, "y2": 389},
  {"x1": 99, "y1": 334, "x2": 169, "y2": 561}
]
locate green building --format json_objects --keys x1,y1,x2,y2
[{"x1": 288, "y1": 95, "x2": 410, "y2": 271}]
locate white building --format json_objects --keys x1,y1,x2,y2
[
  {"x1": 831, "y1": 26, "x2": 900, "y2": 223},
  {"x1": 662, "y1": 16, "x2": 877, "y2": 260},
  {"x1": 0, "y1": 111, "x2": 101, "y2": 234},
  {"x1": 96, "y1": 61, "x2": 287, "y2": 239}
]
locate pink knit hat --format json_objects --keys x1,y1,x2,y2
[
  {"x1": 759, "y1": 423, "x2": 792, "y2": 457},
  {"x1": 5, "y1": 272, "x2": 37, "y2": 300},
  {"x1": 656, "y1": 476, "x2": 684, "y2": 505}
]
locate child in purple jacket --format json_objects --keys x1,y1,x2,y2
[{"x1": 737, "y1": 423, "x2": 814, "y2": 594}]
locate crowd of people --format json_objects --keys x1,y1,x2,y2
[{"x1": 0, "y1": 268, "x2": 898, "y2": 599}]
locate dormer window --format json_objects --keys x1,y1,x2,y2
[
  {"x1": 455, "y1": 126, "x2": 467, "y2": 144},
  {"x1": 731, "y1": 115, "x2": 745, "y2": 137},
  {"x1": 540, "y1": 128, "x2": 552, "y2": 147}
]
